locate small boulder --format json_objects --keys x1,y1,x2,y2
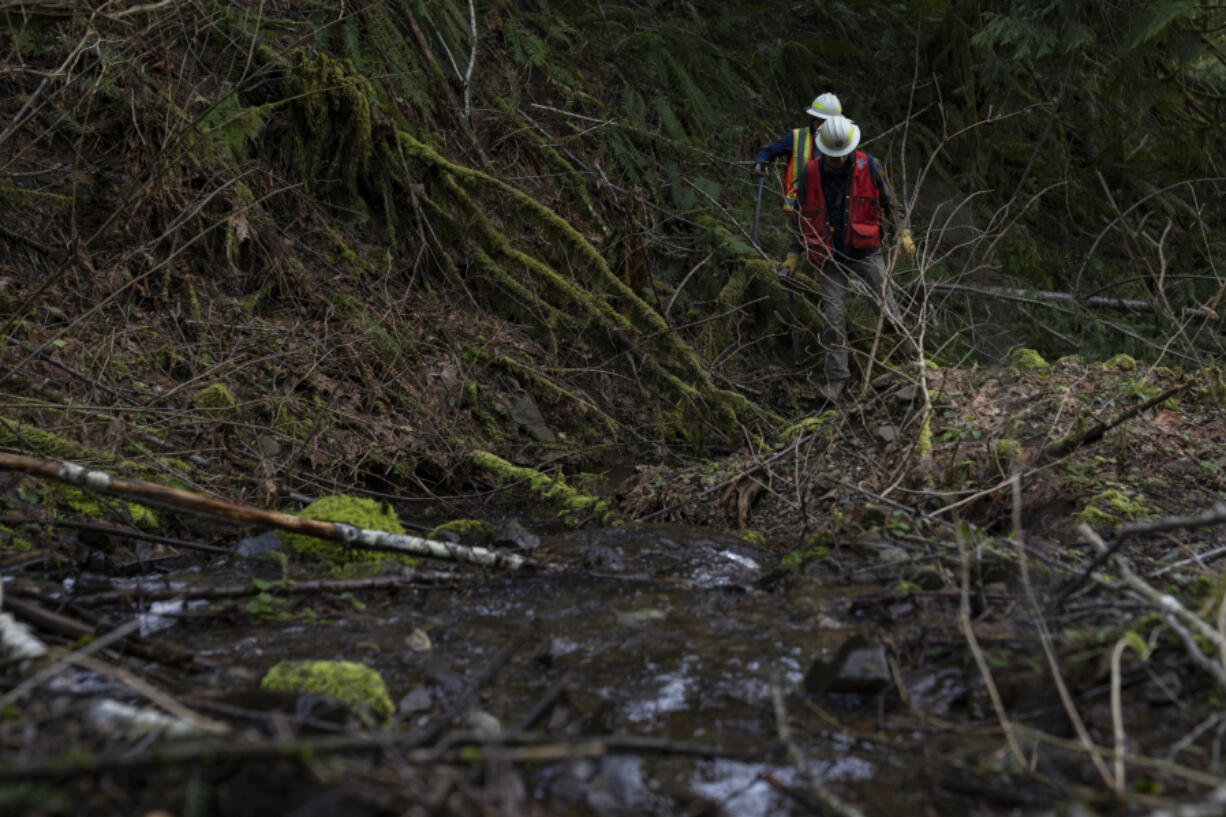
[
  {"x1": 804, "y1": 634, "x2": 892, "y2": 697},
  {"x1": 493, "y1": 518, "x2": 541, "y2": 550},
  {"x1": 510, "y1": 396, "x2": 557, "y2": 443},
  {"x1": 261, "y1": 660, "x2": 394, "y2": 727}
]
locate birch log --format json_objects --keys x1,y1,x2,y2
[{"x1": 0, "y1": 454, "x2": 531, "y2": 571}]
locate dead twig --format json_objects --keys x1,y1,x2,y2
[
  {"x1": 770, "y1": 684, "x2": 867, "y2": 817},
  {"x1": 72, "y1": 572, "x2": 459, "y2": 605},
  {"x1": 1040, "y1": 382, "x2": 1189, "y2": 462},
  {"x1": 0, "y1": 730, "x2": 763, "y2": 781},
  {"x1": 1055, "y1": 502, "x2": 1226, "y2": 607}
]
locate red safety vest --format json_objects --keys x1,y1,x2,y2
[
  {"x1": 780, "y1": 127, "x2": 814, "y2": 214},
  {"x1": 797, "y1": 151, "x2": 882, "y2": 263}
]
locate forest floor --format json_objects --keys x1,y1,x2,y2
[{"x1": 3, "y1": 278, "x2": 1226, "y2": 815}]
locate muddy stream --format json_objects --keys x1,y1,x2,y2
[{"x1": 94, "y1": 520, "x2": 1042, "y2": 816}]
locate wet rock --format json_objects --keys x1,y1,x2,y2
[
  {"x1": 905, "y1": 565, "x2": 945, "y2": 591},
  {"x1": 533, "y1": 636, "x2": 579, "y2": 667},
  {"x1": 431, "y1": 528, "x2": 461, "y2": 544},
  {"x1": 803, "y1": 634, "x2": 892, "y2": 697},
  {"x1": 538, "y1": 756, "x2": 650, "y2": 817},
  {"x1": 871, "y1": 372, "x2": 900, "y2": 389},
  {"x1": 893, "y1": 385, "x2": 920, "y2": 403},
  {"x1": 397, "y1": 687, "x2": 432, "y2": 715},
  {"x1": 493, "y1": 518, "x2": 541, "y2": 550},
  {"x1": 616, "y1": 608, "x2": 667, "y2": 627},
  {"x1": 906, "y1": 667, "x2": 966, "y2": 718},
  {"x1": 875, "y1": 424, "x2": 899, "y2": 444},
  {"x1": 405, "y1": 628, "x2": 432, "y2": 653},
  {"x1": 855, "y1": 504, "x2": 890, "y2": 527},
  {"x1": 510, "y1": 396, "x2": 557, "y2": 443},
  {"x1": 875, "y1": 545, "x2": 909, "y2": 564},
  {"x1": 585, "y1": 546, "x2": 625, "y2": 572},
  {"x1": 235, "y1": 529, "x2": 281, "y2": 557},
  {"x1": 465, "y1": 708, "x2": 502, "y2": 736}
]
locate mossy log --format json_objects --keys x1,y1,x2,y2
[{"x1": 470, "y1": 450, "x2": 612, "y2": 526}]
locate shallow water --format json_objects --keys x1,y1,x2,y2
[{"x1": 174, "y1": 522, "x2": 968, "y2": 815}]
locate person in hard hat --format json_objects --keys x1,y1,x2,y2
[
  {"x1": 793, "y1": 115, "x2": 917, "y2": 401},
  {"x1": 753, "y1": 93, "x2": 843, "y2": 252}
]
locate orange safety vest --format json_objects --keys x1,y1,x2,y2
[
  {"x1": 797, "y1": 151, "x2": 882, "y2": 263},
  {"x1": 780, "y1": 127, "x2": 814, "y2": 214}
]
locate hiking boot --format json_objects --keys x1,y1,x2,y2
[{"x1": 816, "y1": 379, "x2": 846, "y2": 402}]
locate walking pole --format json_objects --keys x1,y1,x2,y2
[{"x1": 750, "y1": 174, "x2": 764, "y2": 249}]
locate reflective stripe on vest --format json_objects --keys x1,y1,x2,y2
[
  {"x1": 780, "y1": 127, "x2": 813, "y2": 214},
  {"x1": 797, "y1": 151, "x2": 882, "y2": 263}
]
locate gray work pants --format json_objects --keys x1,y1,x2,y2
[{"x1": 818, "y1": 252, "x2": 899, "y2": 383}]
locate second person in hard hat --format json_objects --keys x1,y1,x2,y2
[
  {"x1": 795, "y1": 115, "x2": 917, "y2": 401},
  {"x1": 753, "y1": 92, "x2": 844, "y2": 248}
]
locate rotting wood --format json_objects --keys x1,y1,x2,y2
[
  {"x1": 930, "y1": 282, "x2": 1220, "y2": 320},
  {"x1": 0, "y1": 729, "x2": 766, "y2": 781},
  {"x1": 1039, "y1": 382, "x2": 1189, "y2": 463},
  {"x1": 0, "y1": 454, "x2": 533, "y2": 571},
  {"x1": 71, "y1": 573, "x2": 461, "y2": 605}
]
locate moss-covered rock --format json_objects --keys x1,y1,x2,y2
[
  {"x1": 428, "y1": 518, "x2": 494, "y2": 547},
  {"x1": 991, "y1": 438, "x2": 1022, "y2": 475},
  {"x1": 193, "y1": 383, "x2": 239, "y2": 418},
  {"x1": 1104, "y1": 353, "x2": 1137, "y2": 371},
  {"x1": 1075, "y1": 487, "x2": 1158, "y2": 528},
  {"x1": 260, "y1": 660, "x2": 393, "y2": 726},
  {"x1": 1011, "y1": 348, "x2": 1049, "y2": 372},
  {"x1": 279, "y1": 494, "x2": 411, "y2": 568},
  {"x1": 738, "y1": 529, "x2": 765, "y2": 546}
]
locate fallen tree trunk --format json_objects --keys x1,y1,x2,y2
[
  {"x1": 930, "y1": 283, "x2": 1220, "y2": 321},
  {"x1": 0, "y1": 454, "x2": 532, "y2": 571}
]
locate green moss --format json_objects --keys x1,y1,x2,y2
[
  {"x1": 275, "y1": 404, "x2": 313, "y2": 438},
  {"x1": 782, "y1": 534, "x2": 830, "y2": 567},
  {"x1": 0, "y1": 416, "x2": 117, "y2": 462},
  {"x1": 193, "y1": 383, "x2": 239, "y2": 418},
  {"x1": 1075, "y1": 487, "x2": 1158, "y2": 528},
  {"x1": 1204, "y1": 363, "x2": 1226, "y2": 407},
  {"x1": 1104, "y1": 353, "x2": 1137, "y2": 371},
  {"x1": 1056, "y1": 355, "x2": 1086, "y2": 369},
  {"x1": 60, "y1": 486, "x2": 158, "y2": 529},
  {"x1": 779, "y1": 411, "x2": 837, "y2": 441},
  {"x1": 0, "y1": 523, "x2": 33, "y2": 551},
  {"x1": 429, "y1": 519, "x2": 494, "y2": 546},
  {"x1": 470, "y1": 450, "x2": 611, "y2": 526},
  {"x1": 279, "y1": 494, "x2": 411, "y2": 567},
  {"x1": 1011, "y1": 348, "x2": 1049, "y2": 372},
  {"x1": 991, "y1": 438, "x2": 1022, "y2": 474},
  {"x1": 260, "y1": 660, "x2": 393, "y2": 726},
  {"x1": 916, "y1": 413, "x2": 933, "y2": 457},
  {"x1": 738, "y1": 529, "x2": 765, "y2": 547}
]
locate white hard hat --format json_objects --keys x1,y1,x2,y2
[
  {"x1": 805, "y1": 92, "x2": 842, "y2": 120},
  {"x1": 816, "y1": 116, "x2": 860, "y2": 157}
]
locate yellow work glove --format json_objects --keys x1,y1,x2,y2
[
  {"x1": 780, "y1": 251, "x2": 799, "y2": 277},
  {"x1": 900, "y1": 228, "x2": 917, "y2": 262}
]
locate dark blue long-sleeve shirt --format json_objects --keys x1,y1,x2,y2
[{"x1": 755, "y1": 129, "x2": 810, "y2": 165}]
